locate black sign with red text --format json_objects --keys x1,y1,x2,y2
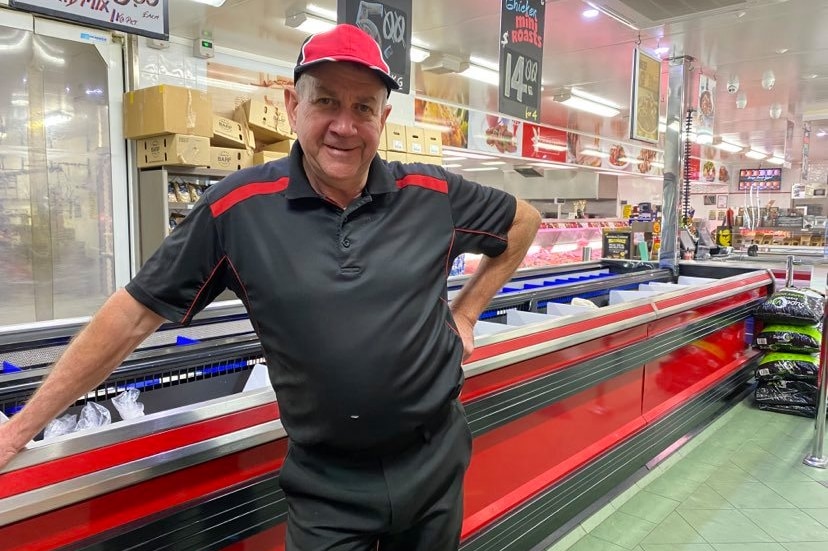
[
  {"x1": 499, "y1": 0, "x2": 545, "y2": 122},
  {"x1": 10, "y1": 0, "x2": 169, "y2": 40}
]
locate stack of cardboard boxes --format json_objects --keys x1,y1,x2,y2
[
  {"x1": 379, "y1": 123, "x2": 443, "y2": 164},
  {"x1": 124, "y1": 85, "x2": 444, "y2": 172},
  {"x1": 124, "y1": 85, "x2": 297, "y2": 173}
]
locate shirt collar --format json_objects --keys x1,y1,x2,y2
[{"x1": 285, "y1": 141, "x2": 398, "y2": 200}]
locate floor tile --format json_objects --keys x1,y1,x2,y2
[
  {"x1": 682, "y1": 442, "x2": 740, "y2": 466},
  {"x1": 546, "y1": 525, "x2": 587, "y2": 551},
  {"x1": 741, "y1": 508, "x2": 828, "y2": 542},
  {"x1": 567, "y1": 535, "x2": 628, "y2": 551},
  {"x1": 580, "y1": 503, "x2": 616, "y2": 533},
  {"x1": 643, "y1": 471, "x2": 702, "y2": 501},
  {"x1": 641, "y1": 512, "x2": 706, "y2": 545},
  {"x1": 766, "y1": 480, "x2": 828, "y2": 508},
  {"x1": 677, "y1": 509, "x2": 774, "y2": 543},
  {"x1": 677, "y1": 484, "x2": 734, "y2": 511},
  {"x1": 704, "y1": 462, "x2": 759, "y2": 489},
  {"x1": 617, "y1": 491, "x2": 680, "y2": 524},
  {"x1": 712, "y1": 481, "x2": 796, "y2": 509},
  {"x1": 590, "y1": 512, "x2": 656, "y2": 550},
  {"x1": 661, "y1": 459, "x2": 720, "y2": 484},
  {"x1": 802, "y1": 508, "x2": 828, "y2": 529},
  {"x1": 781, "y1": 544, "x2": 828, "y2": 551},
  {"x1": 711, "y1": 545, "x2": 786, "y2": 551},
  {"x1": 640, "y1": 545, "x2": 714, "y2": 551}
]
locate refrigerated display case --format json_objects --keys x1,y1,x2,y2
[{"x1": 0, "y1": 261, "x2": 774, "y2": 551}]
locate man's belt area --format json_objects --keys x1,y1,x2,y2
[{"x1": 298, "y1": 402, "x2": 455, "y2": 459}]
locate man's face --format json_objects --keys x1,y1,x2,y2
[{"x1": 285, "y1": 62, "x2": 391, "y2": 191}]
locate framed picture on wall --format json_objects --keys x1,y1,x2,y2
[
  {"x1": 703, "y1": 195, "x2": 716, "y2": 206},
  {"x1": 716, "y1": 195, "x2": 728, "y2": 208}
]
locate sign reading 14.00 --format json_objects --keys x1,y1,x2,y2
[{"x1": 499, "y1": 0, "x2": 545, "y2": 122}]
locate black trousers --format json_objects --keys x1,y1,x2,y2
[{"x1": 278, "y1": 400, "x2": 473, "y2": 551}]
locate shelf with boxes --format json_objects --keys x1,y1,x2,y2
[{"x1": 378, "y1": 122, "x2": 443, "y2": 164}]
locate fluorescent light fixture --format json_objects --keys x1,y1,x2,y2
[
  {"x1": 579, "y1": 148, "x2": 609, "y2": 158},
  {"x1": 443, "y1": 147, "x2": 496, "y2": 160},
  {"x1": 766, "y1": 156, "x2": 786, "y2": 165},
  {"x1": 441, "y1": 156, "x2": 468, "y2": 162},
  {"x1": 714, "y1": 140, "x2": 744, "y2": 153},
  {"x1": 442, "y1": 163, "x2": 463, "y2": 168},
  {"x1": 469, "y1": 55, "x2": 499, "y2": 71},
  {"x1": 462, "y1": 167, "x2": 500, "y2": 172},
  {"x1": 586, "y1": 2, "x2": 640, "y2": 30},
  {"x1": 745, "y1": 149, "x2": 768, "y2": 160},
  {"x1": 306, "y1": 3, "x2": 337, "y2": 20},
  {"x1": 460, "y1": 64, "x2": 499, "y2": 85},
  {"x1": 583, "y1": 8, "x2": 600, "y2": 18},
  {"x1": 818, "y1": 129, "x2": 828, "y2": 137},
  {"x1": 655, "y1": 46, "x2": 670, "y2": 55},
  {"x1": 411, "y1": 46, "x2": 430, "y2": 63},
  {"x1": 191, "y1": 0, "x2": 226, "y2": 6},
  {"x1": 44, "y1": 110, "x2": 73, "y2": 125},
  {"x1": 695, "y1": 132, "x2": 714, "y2": 145},
  {"x1": 481, "y1": 161, "x2": 507, "y2": 165},
  {"x1": 553, "y1": 88, "x2": 620, "y2": 117},
  {"x1": 203, "y1": 77, "x2": 259, "y2": 93},
  {"x1": 535, "y1": 142, "x2": 568, "y2": 152},
  {"x1": 286, "y1": 10, "x2": 336, "y2": 34}
]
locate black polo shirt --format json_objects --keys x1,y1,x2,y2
[{"x1": 126, "y1": 144, "x2": 516, "y2": 450}]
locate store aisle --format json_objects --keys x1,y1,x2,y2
[{"x1": 550, "y1": 397, "x2": 828, "y2": 551}]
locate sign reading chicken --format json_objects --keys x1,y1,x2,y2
[{"x1": 498, "y1": 0, "x2": 545, "y2": 123}]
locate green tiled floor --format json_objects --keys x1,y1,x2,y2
[{"x1": 551, "y1": 397, "x2": 828, "y2": 551}]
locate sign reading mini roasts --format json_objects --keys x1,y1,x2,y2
[{"x1": 498, "y1": 0, "x2": 545, "y2": 123}]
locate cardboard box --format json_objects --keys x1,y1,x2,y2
[
  {"x1": 211, "y1": 115, "x2": 247, "y2": 148},
  {"x1": 252, "y1": 151, "x2": 289, "y2": 165},
  {"x1": 234, "y1": 99, "x2": 295, "y2": 143},
  {"x1": 385, "y1": 151, "x2": 407, "y2": 163},
  {"x1": 261, "y1": 139, "x2": 295, "y2": 154},
  {"x1": 378, "y1": 150, "x2": 387, "y2": 160},
  {"x1": 424, "y1": 129, "x2": 443, "y2": 157},
  {"x1": 124, "y1": 85, "x2": 212, "y2": 139},
  {"x1": 378, "y1": 126, "x2": 387, "y2": 151},
  {"x1": 405, "y1": 125, "x2": 426, "y2": 155},
  {"x1": 385, "y1": 123, "x2": 406, "y2": 152},
  {"x1": 209, "y1": 147, "x2": 254, "y2": 171},
  {"x1": 136, "y1": 134, "x2": 210, "y2": 168},
  {"x1": 406, "y1": 154, "x2": 436, "y2": 165}
]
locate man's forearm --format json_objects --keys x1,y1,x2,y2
[
  {"x1": 451, "y1": 199, "x2": 541, "y2": 324},
  {"x1": 4, "y1": 289, "x2": 165, "y2": 452}
]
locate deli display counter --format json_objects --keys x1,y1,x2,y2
[{"x1": 0, "y1": 261, "x2": 775, "y2": 551}]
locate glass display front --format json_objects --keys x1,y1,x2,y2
[{"x1": 0, "y1": 27, "x2": 115, "y2": 325}]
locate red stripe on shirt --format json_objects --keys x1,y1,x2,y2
[
  {"x1": 210, "y1": 178, "x2": 289, "y2": 217},
  {"x1": 396, "y1": 174, "x2": 448, "y2": 194}
]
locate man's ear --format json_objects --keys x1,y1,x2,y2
[
  {"x1": 284, "y1": 86, "x2": 299, "y2": 130},
  {"x1": 380, "y1": 103, "x2": 392, "y2": 128}
]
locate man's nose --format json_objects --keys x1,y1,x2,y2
[{"x1": 329, "y1": 108, "x2": 359, "y2": 136}]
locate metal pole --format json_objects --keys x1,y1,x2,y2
[
  {"x1": 582, "y1": 246, "x2": 592, "y2": 262},
  {"x1": 803, "y1": 298, "x2": 828, "y2": 469},
  {"x1": 785, "y1": 255, "x2": 795, "y2": 288}
]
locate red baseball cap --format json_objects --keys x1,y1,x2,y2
[{"x1": 294, "y1": 24, "x2": 399, "y2": 93}]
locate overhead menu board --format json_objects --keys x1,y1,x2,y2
[
  {"x1": 498, "y1": 0, "x2": 545, "y2": 123},
  {"x1": 10, "y1": 0, "x2": 169, "y2": 40},
  {"x1": 738, "y1": 168, "x2": 782, "y2": 191},
  {"x1": 338, "y1": 0, "x2": 412, "y2": 94},
  {"x1": 629, "y1": 48, "x2": 661, "y2": 144}
]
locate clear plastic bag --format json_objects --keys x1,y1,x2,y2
[
  {"x1": 112, "y1": 388, "x2": 145, "y2": 420},
  {"x1": 74, "y1": 402, "x2": 111, "y2": 432},
  {"x1": 44, "y1": 413, "x2": 78, "y2": 439}
]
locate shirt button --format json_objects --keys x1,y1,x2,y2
[{"x1": 342, "y1": 239, "x2": 351, "y2": 248}]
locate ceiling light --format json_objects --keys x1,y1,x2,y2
[
  {"x1": 469, "y1": 55, "x2": 499, "y2": 71},
  {"x1": 462, "y1": 167, "x2": 500, "y2": 172},
  {"x1": 695, "y1": 132, "x2": 714, "y2": 145},
  {"x1": 583, "y1": 8, "x2": 600, "y2": 18},
  {"x1": 410, "y1": 46, "x2": 430, "y2": 63},
  {"x1": 305, "y1": 3, "x2": 337, "y2": 19},
  {"x1": 766, "y1": 156, "x2": 785, "y2": 165},
  {"x1": 553, "y1": 88, "x2": 621, "y2": 117},
  {"x1": 585, "y1": 2, "x2": 639, "y2": 30},
  {"x1": 442, "y1": 163, "x2": 463, "y2": 168},
  {"x1": 441, "y1": 156, "x2": 468, "y2": 162},
  {"x1": 745, "y1": 149, "x2": 768, "y2": 160},
  {"x1": 579, "y1": 149, "x2": 609, "y2": 158},
  {"x1": 817, "y1": 129, "x2": 827, "y2": 137},
  {"x1": 481, "y1": 161, "x2": 507, "y2": 165},
  {"x1": 190, "y1": 0, "x2": 226, "y2": 6},
  {"x1": 460, "y1": 64, "x2": 499, "y2": 85},
  {"x1": 769, "y1": 103, "x2": 783, "y2": 119},
  {"x1": 714, "y1": 140, "x2": 744, "y2": 153},
  {"x1": 655, "y1": 46, "x2": 670, "y2": 55},
  {"x1": 775, "y1": 48, "x2": 789, "y2": 54},
  {"x1": 804, "y1": 73, "x2": 819, "y2": 79},
  {"x1": 285, "y1": 10, "x2": 336, "y2": 34},
  {"x1": 736, "y1": 92, "x2": 747, "y2": 109},
  {"x1": 761, "y1": 70, "x2": 776, "y2": 90}
]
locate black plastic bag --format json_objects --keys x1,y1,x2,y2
[
  {"x1": 755, "y1": 352, "x2": 820, "y2": 381},
  {"x1": 755, "y1": 287, "x2": 825, "y2": 326},
  {"x1": 755, "y1": 324, "x2": 822, "y2": 353},
  {"x1": 754, "y1": 379, "x2": 817, "y2": 406}
]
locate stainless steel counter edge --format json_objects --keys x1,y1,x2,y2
[
  {"x1": 1, "y1": 387, "x2": 277, "y2": 473},
  {"x1": 463, "y1": 270, "x2": 773, "y2": 379},
  {"x1": 0, "y1": 419, "x2": 286, "y2": 528}
]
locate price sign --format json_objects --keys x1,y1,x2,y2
[{"x1": 499, "y1": 0, "x2": 545, "y2": 122}]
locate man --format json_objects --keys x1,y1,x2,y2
[{"x1": 0, "y1": 24, "x2": 540, "y2": 550}]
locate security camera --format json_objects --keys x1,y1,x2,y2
[{"x1": 727, "y1": 75, "x2": 739, "y2": 94}]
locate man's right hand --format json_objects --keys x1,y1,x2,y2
[{"x1": 0, "y1": 422, "x2": 23, "y2": 473}]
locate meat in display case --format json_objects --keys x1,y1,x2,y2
[{"x1": 460, "y1": 219, "x2": 628, "y2": 274}]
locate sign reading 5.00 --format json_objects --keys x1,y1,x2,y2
[{"x1": 499, "y1": 0, "x2": 545, "y2": 122}]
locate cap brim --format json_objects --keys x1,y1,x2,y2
[{"x1": 295, "y1": 57, "x2": 399, "y2": 91}]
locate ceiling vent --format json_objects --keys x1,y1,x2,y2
[
  {"x1": 420, "y1": 53, "x2": 468, "y2": 75},
  {"x1": 514, "y1": 165, "x2": 545, "y2": 178},
  {"x1": 588, "y1": 0, "x2": 751, "y2": 29}
]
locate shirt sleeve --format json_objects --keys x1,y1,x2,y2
[
  {"x1": 446, "y1": 171, "x2": 517, "y2": 257},
  {"x1": 125, "y1": 195, "x2": 229, "y2": 325}
]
